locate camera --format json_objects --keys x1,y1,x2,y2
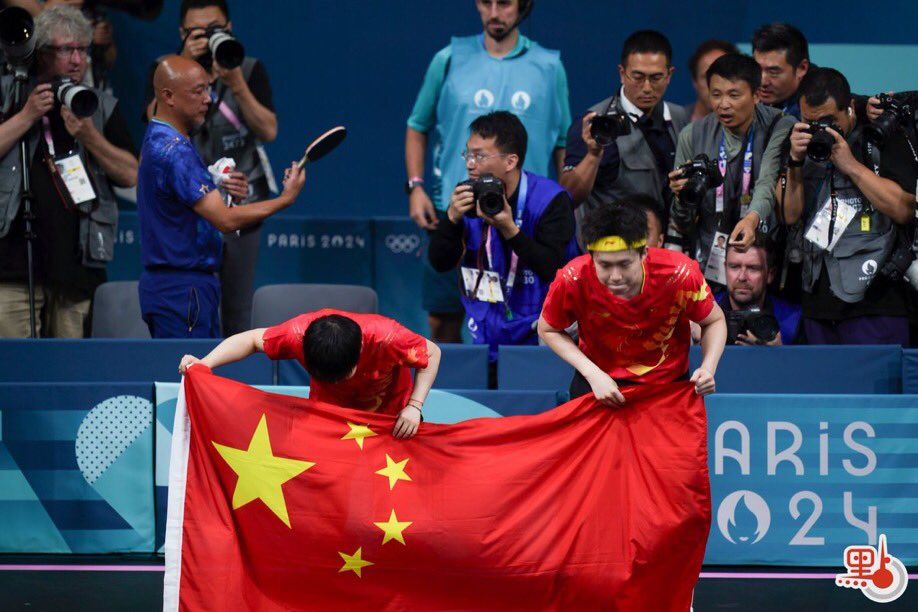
[
  {"x1": 458, "y1": 174, "x2": 505, "y2": 217},
  {"x1": 0, "y1": 7, "x2": 36, "y2": 75},
  {"x1": 804, "y1": 120, "x2": 840, "y2": 162},
  {"x1": 865, "y1": 93, "x2": 914, "y2": 149},
  {"x1": 51, "y1": 77, "x2": 99, "y2": 118},
  {"x1": 726, "y1": 307, "x2": 780, "y2": 344},
  {"x1": 676, "y1": 153, "x2": 723, "y2": 210},
  {"x1": 590, "y1": 109, "x2": 632, "y2": 147},
  {"x1": 202, "y1": 26, "x2": 244, "y2": 70}
]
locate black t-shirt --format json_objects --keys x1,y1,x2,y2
[
  {"x1": 142, "y1": 57, "x2": 274, "y2": 121},
  {"x1": 803, "y1": 125, "x2": 917, "y2": 320},
  {"x1": 0, "y1": 103, "x2": 135, "y2": 297}
]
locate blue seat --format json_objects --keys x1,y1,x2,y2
[
  {"x1": 498, "y1": 346, "x2": 573, "y2": 391},
  {"x1": 903, "y1": 350, "x2": 918, "y2": 394}
]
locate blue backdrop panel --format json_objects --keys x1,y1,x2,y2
[
  {"x1": 705, "y1": 394, "x2": 918, "y2": 566},
  {"x1": 277, "y1": 344, "x2": 489, "y2": 390},
  {"x1": 256, "y1": 216, "x2": 373, "y2": 286},
  {"x1": 500, "y1": 345, "x2": 903, "y2": 394},
  {"x1": 372, "y1": 217, "x2": 428, "y2": 336},
  {"x1": 109, "y1": 211, "x2": 142, "y2": 282},
  {"x1": 109, "y1": 1, "x2": 918, "y2": 218},
  {"x1": 903, "y1": 350, "x2": 918, "y2": 395},
  {"x1": 0, "y1": 340, "x2": 272, "y2": 385},
  {"x1": 0, "y1": 383, "x2": 154, "y2": 553},
  {"x1": 688, "y1": 345, "x2": 903, "y2": 394}
]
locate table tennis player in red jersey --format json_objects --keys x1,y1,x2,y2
[
  {"x1": 178, "y1": 309, "x2": 441, "y2": 439},
  {"x1": 538, "y1": 199, "x2": 727, "y2": 405}
]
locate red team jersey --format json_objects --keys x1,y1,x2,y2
[
  {"x1": 541, "y1": 249, "x2": 715, "y2": 384},
  {"x1": 262, "y1": 310, "x2": 429, "y2": 414}
]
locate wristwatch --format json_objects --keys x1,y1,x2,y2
[{"x1": 404, "y1": 177, "x2": 425, "y2": 194}]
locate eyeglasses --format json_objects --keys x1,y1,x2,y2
[
  {"x1": 460, "y1": 151, "x2": 507, "y2": 165},
  {"x1": 623, "y1": 71, "x2": 669, "y2": 86},
  {"x1": 45, "y1": 45, "x2": 90, "y2": 59}
]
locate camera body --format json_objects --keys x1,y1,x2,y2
[
  {"x1": 726, "y1": 306, "x2": 780, "y2": 344},
  {"x1": 190, "y1": 25, "x2": 244, "y2": 70},
  {"x1": 590, "y1": 110, "x2": 632, "y2": 147},
  {"x1": 865, "y1": 93, "x2": 914, "y2": 148},
  {"x1": 804, "y1": 120, "x2": 841, "y2": 162},
  {"x1": 459, "y1": 174, "x2": 505, "y2": 218},
  {"x1": 51, "y1": 76, "x2": 99, "y2": 118},
  {"x1": 670, "y1": 154, "x2": 723, "y2": 230}
]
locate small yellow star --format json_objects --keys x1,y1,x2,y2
[
  {"x1": 375, "y1": 454, "x2": 412, "y2": 490},
  {"x1": 341, "y1": 422, "x2": 377, "y2": 450},
  {"x1": 338, "y1": 547, "x2": 373, "y2": 577},
  {"x1": 374, "y1": 509, "x2": 412, "y2": 545},
  {"x1": 212, "y1": 414, "x2": 315, "y2": 528}
]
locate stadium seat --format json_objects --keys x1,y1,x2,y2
[
  {"x1": 250, "y1": 284, "x2": 379, "y2": 328},
  {"x1": 91, "y1": 281, "x2": 150, "y2": 338}
]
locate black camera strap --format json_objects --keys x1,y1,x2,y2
[{"x1": 827, "y1": 165, "x2": 839, "y2": 250}]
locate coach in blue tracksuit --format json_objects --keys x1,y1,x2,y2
[
  {"x1": 428, "y1": 111, "x2": 577, "y2": 362},
  {"x1": 136, "y1": 56, "x2": 304, "y2": 338}
]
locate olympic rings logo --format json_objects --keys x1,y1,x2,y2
[{"x1": 385, "y1": 234, "x2": 421, "y2": 254}]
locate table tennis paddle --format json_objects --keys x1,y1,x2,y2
[{"x1": 297, "y1": 126, "x2": 347, "y2": 170}]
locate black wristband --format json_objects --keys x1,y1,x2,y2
[{"x1": 788, "y1": 157, "x2": 805, "y2": 168}]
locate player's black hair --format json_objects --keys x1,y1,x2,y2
[
  {"x1": 581, "y1": 199, "x2": 649, "y2": 252},
  {"x1": 303, "y1": 315, "x2": 362, "y2": 383}
]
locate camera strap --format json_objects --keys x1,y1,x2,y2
[
  {"x1": 715, "y1": 126, "x2": 754, "y2": 217},
  {"x1": 827, "y1": 165, "x2": 838, "y2": 247},
  {"x1": 484, "y1": 173, "x2": 528, "y2": 310}
]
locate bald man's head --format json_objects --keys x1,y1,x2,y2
[{"x1": 153, "y1": 55, "x2": 212, "y2": 131}]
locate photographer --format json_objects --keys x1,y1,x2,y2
[
  {"x1": 143, "y1": 0, "x2": 277, "y2": 337},
  {"x1": 684, "y1": 39, "x2": 738, "y2": 122},
  {"x1": 406, "y1": 0, "x2": 571, "y2": 345},
  {"x1": 0, "y1": 5, "x2": 136, "y2": 338},
  {"x1": 428, "y1": 111, "x2": 576, "y2": 362},
  {"x1": 752, "y1": 22, "x2": 810, "y2": 119},
  {"x1": 561, "y1": 30, "x2": 688, "y2": 229},
  {"x1": 667, "y1": 53, "x2": 794, "y2": 286},
  {"x1": 781, "y1": 68, "x2": 916, "y2": 345},
  {"x1": 717, "y1": 233, "x2": 801, "y2": 345}
]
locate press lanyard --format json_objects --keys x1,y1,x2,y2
[
  {"x1": 216, "y1": 98, "x2": 279, "y2": 194},
  {"x1": 715, "y1": 127, "x2": 754, "y2": 214},
  {"x1": 485, "y1": 172, "x2": 528, "y2": 302},
  {"x1": 41, "y1": 117, "x2": 59, "y2": 157}
]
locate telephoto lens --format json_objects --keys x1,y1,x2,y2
[
  {"x1": 0, "y1": 7, "x2": 37, "y2": 71},
  {"x1": 207, "y1": 27, "x2": 244, "y2": 70},
  {"x1": 52, "y1": 77, "x2": 99, "y2": 118}
]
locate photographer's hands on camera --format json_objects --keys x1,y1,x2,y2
[
  {"x1": 180, "y1": 27, "x2": 245, "y2": 92},
  {"x1": 789, "y1": 122, "x2": 857, "y2": 174},
  {"x1": 735, "y1": 329, "x2": 783, "y2": 347},
  {"x1": 447, "y1": 184, "x2": 518, "y2": 238},
  {"x1": 581, "y1": 111, "x2": 604, "y2": 157},
  {"x1": 22, "y1": 84, "x2": 100, "y2": 143}
]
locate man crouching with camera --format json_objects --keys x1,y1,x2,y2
[
  {"x1": 780, "y1": 68, "x2": 916, "y2": 345},
  {"x1": 428, "y1": 111, "x2": 576, "y2": 368},
  {"x1": 0, "y1": 5, "x2": 137, "y2": 338},
  {"x1": 718, "y1": 233, "x2": 801, "y2": 345}
]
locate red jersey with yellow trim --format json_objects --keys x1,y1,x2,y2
[
  {"x1": 262, "y1": 310, "x2": 429, "y2": 414},
  {"x1": 541, "y1": 249, "x2": 714, "y2": 384}
]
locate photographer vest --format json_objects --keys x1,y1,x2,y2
[
  {"x1": 0, "y1": 76, "x2": 119, "y2": 268},
  {"x1": 799, "y1": 127, "x2": 897, "y2": 303},
  {"x1": 584, "y1": 94, "x2": 688, "y2": 215},
  {"x1": 461, "y1": 171, "x2": 577, "y2": 361},
  {"x1": 688, "y1": 104, "x2": 785, "y2": 269},
  {"x1": 433, "y1": 34, "x2": 566, "y2": 210},
  {"x1": 157, "y1": 55, "x2": 275, "y2": 203}
]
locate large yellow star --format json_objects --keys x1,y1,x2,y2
[
  {"x1": 341, "y1": 422, "x2": 377, "y2": 450},
  {"x1": 375, "y1": 454, "x2": 412, "y2": 490},
  {"x1": 374, "y1": 509, "x2": 412, "y2": 545},
  {"x1": 212, "y1": 414, "x2": 315, "y2": 528},
  {"x1": 338, "y1": 547, "x2": 373, "y2": 577}
]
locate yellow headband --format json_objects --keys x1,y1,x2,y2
[{"x1": 586, "y1": 236, "x2": 647, "y2": 252}]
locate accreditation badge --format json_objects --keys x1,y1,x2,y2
[
  {"x1": 461, "y1": 266, "x2": 505, "y2": 303},
  {"x1": 54, "y1": 154, "x2": 97, "y2": 205},
  {"x1": 703, "y1": 231, "x2": 730, "y2": 285}
]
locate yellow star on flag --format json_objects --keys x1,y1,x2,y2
[
  {"x1": 212, "y1": 414, "x2": 315, "y2": 528},
  {"x1": 338, "y1": 547, "x2": 373, "y2": 577},
  {"x1": 374, "y1": 509, "x2": 412, "y2": 545},
  {"x1": 375, "y1": 454, "x2": 412, "y2": 490},
  {"x1": 341, "y1": 421, "x2": 377, "y2": 449}
]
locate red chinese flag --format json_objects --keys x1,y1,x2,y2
[{"x1": 164, "y1": 366, "x2": 711, "y2": 611}]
